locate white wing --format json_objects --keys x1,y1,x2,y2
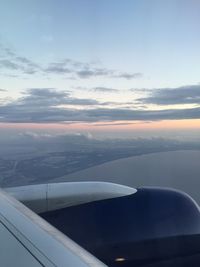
[
  {"x1": 1, "y1": 182, "x2": 135, "y2": 266},
  {"x1": 0, "y1": 185, "x2": 109, "y2": 267}
]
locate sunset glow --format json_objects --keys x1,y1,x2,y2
[{"x1": 0, "y1": 119, "x2": 200, "y2": 132}]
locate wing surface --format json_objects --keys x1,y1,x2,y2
[{"x1": 0, "y1": 188, "x2": 107, "y2": 267}]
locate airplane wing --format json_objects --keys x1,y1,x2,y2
[
  {"x1": 2, "y1": 182, "x2": 200, "y2": 266},
  {"x1": 0, "y1": 182, "x2": 135, "y2": 267},
  {"x1": 0, "y1": 184, "x2": 111, "y2": 267}
]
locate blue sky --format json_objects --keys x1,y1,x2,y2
[{"x1": 0, "y1": 0, "x2": 200, "y2": 131}]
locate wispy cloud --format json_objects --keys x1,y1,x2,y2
[
  {"x1": 0, "y1": 59, "x2": 19, "y2": 70},
  {"x1": 93, "y1": 121, "x2": 147, "y2": 126},
  {"x1": 0, "y1": 44, "x2": 41, "y2": 74},
  {"x1": 0, "y1": 43, "x2": 143, "y2": 80},
  {"x1": 45, "y1": 60, "x2": 142, "y2": 80}
]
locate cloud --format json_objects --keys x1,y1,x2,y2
[
  {"x1": 18, "y1": 88, "x2": 99, "y2": 107},
  {"x1": 0, "y1": 88, "x2": 7, "y2": 92},
  {"x1": 0, "y1": 88, "x2": 100, "y2": 123},
  {"x1": 92, "y1": 87, "x2": 120, "y2": 93},
  {"x1": 0, "y1": 46, "x2": 40, "y2": 74},
  {"x1": 15, "y1": 56, "x2": 40, "y2": 68},
  {"x1": 45, "y1": 59, "x2": 142, "y2": 80},
  {"x1": 45, "y1": 61, "x2": 109, "y2": 78},
  {"x1": 0, "y1": 43, "x2": 143, "y2": 79},
  {"x1": 19, "y1": 131, "x2": 53, "y2": 139},
  {"x1": 0, "y1": 88, "x2": 200, "y2": 123},
  {"x1": 138, "y1": 85, "x2": 200, "y2": 105},
  {"x1": 83, "y1": 107, "x2": 200, "y2": 122},
  {"x1": 93, "y1": 122, "x2": 145, "y2": 126},
  {"x1": 0, "y1": 59, "x2": 19, "y2": 70},
  {"x1": 0, "y1": 89, "x2": 98, "y2": 123},
  {"x1": 45, "y1": 64, "x2": 71, "y2": 74},
  {"x1": 76, "y1": 68, "x2": 112, "y2": 78},
  {"x1": 114, "y1": 72, "x2": 143, "y2": 79},
  {"x1": 0, "y1": 44, "x2": 16, "y2": 57}
]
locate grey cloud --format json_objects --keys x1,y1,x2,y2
[
  {"x1": 67, "y1": 98, "x2": 99, "y2": 105},
  {"x1": 45, "y1": 59, "x2": 142, "y2": 80},
  {"x1": 0, "y1": 87, "x2": 200, "y2": 123},
  {"x1": 0, "y1": 56, "x2": 40, "y2": 74},
  {"x1": 15, "y1": 56, "x2": 35, "y2": 64},
  {"x1": 18, "y1": 88, "x2": 99, "y2": 107},
  {"x1": 92, "y1": 87, "x2": 120, "y2": 93},
  {"x1": 76, "y1": 68, "x2": 113, "y2": 78},
  {"x1": 46, "y1": 66, "x2": 71, "y2": 74},
  {"x1": 15, "y1": 56, "x2": 40, "y2": 74},
  {"x1": 0, "y1": 59, "x2": 19, "y2": 70},
  {"x1": 138, "y1": 85, "x2": 200, "y2": 105},
  {"x1": 19, "y1": 88, "x2": 69, "y2": 107},
  {"x1": 1, "y1": 87, "x2": 200, "y2": 123},
  {"x1": 94, "y1": 122, "x2": 142, "y2": 126},
  {"x1": 85, "y1": 107, "x2": 200, "y2": 121},
  {"x1": 0, "y1": 45, "x2": 16, "y2": 57},
  {"x1": 4, "y1": 48, "x2": 16, "y2": 57},
  {"x1": 0, "y1": 44, "x2": 40, "y2": 74},
  {"x1": 45, "y1": 62, "x2": 71, "y2": 74},
  {"x1": 114, "y1": 72, "x2": 143, "y2": 79},
  {"x1": 15, "y1": 56, "x2": 40, "y2": 68},
  {"x1": 0, "y1": 88, "x2": 101, "y2": 123},
  {"x1": 45, "y1": 62, "x2": 114, "y2": 78},
  {"x1": 0, "y1": 43, "x2": 142, "y2": 79}
]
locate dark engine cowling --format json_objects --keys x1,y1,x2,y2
[{"x1": 40, "y1": 187, "x2": 200, "y2": 266}]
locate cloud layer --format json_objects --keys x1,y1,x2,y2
[{"x1": 0, "y1": 87, "x2": 200, "y2": 123}]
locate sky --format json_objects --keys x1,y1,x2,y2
[{"x1": 0, "y1": 0, "x2": 200, "y2": 138}]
